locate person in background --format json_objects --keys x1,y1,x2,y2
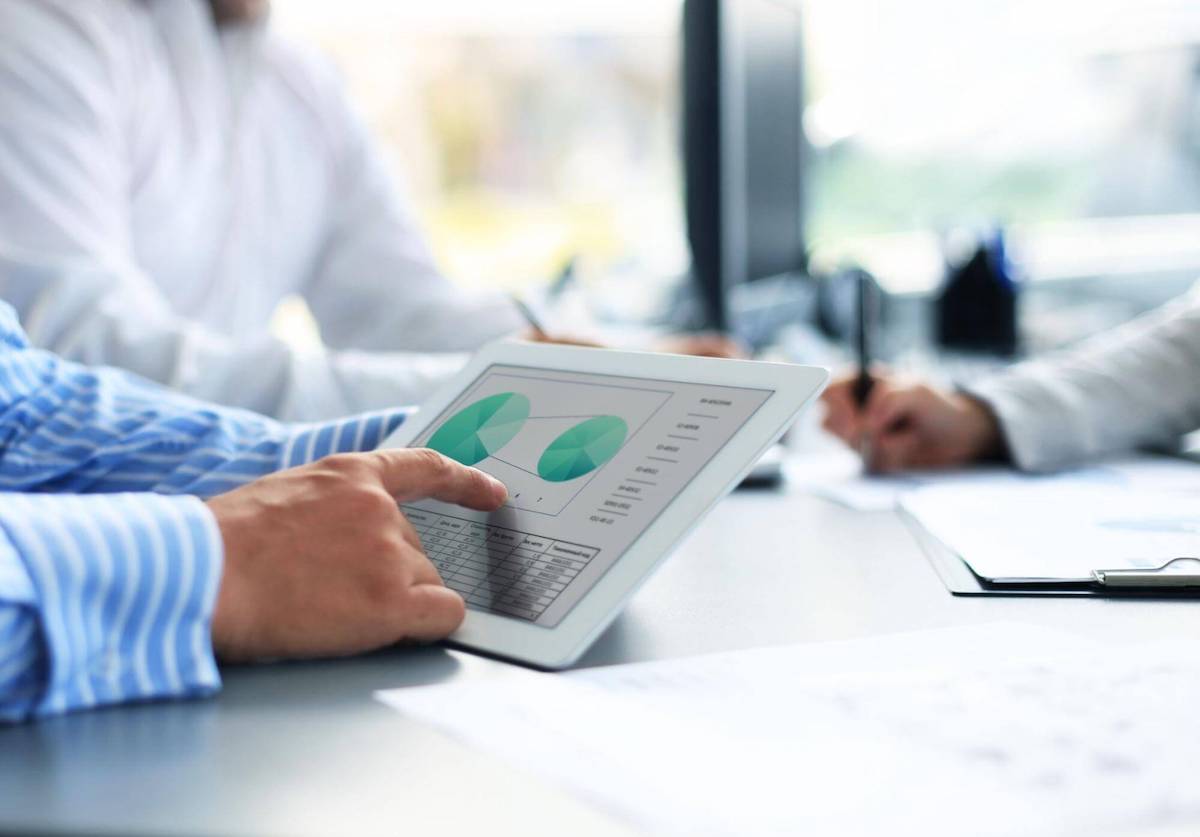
[
  {"x1": 821, "y1": 287, "x2": 1200, "y2": 472},
  {"x1": 0, "y1": 298, "x2": 505, "y2": 723},
  {"x1": 0, "y1": 0, "x2": 734, "y2": 423}
]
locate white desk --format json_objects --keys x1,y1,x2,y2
[{"x1": 2, "y1": 459, "x2": 1198, "y2": 836}]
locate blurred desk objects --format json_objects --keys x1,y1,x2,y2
[{"x1": 936, "y1": 228, "x2": 1020, "y2": 356}]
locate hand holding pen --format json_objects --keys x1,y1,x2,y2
[
  {"x1": 821, "y1": 376, "x2": 1004, "y2": 472},
  {"x1": 820, "y1": 272, "x2": 1004, "y2": 472}
]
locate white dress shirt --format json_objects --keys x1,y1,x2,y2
[
  {"x1": 968, "y1": 285, "x2": 1200, "y2": 472},
  {"x1": 0, "y1": 0, "x2": 524, "y2": 421}
]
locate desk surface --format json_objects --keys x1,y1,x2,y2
[{"x1": 3, "y1": 460, "x2": 1198, "y2": 836}]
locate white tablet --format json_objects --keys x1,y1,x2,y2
[{"x1": 380, "y1": 341, "x2": 828, "y2": 669}]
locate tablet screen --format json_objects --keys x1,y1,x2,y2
[{"x1": 402, "y1": 364, "x2": 773, "y2": 627}]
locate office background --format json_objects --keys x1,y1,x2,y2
[
  {"x1": 272, "y1": 0, "x2": 1200, "y2": 352},
  {"x1": 6, "y1": 3, "x2": 1200, "y2": 834}
]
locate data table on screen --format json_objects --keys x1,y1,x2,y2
[{"x1": 403, "y1": 364, "x2": 774, "y2": 627}]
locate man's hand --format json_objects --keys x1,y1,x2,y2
[
  {"x1": 821, "y1": 374, "x2": 1004, "y2": 472},
  {"x1": 206, "y1": 449, "x2": 507, "y2": 662}
]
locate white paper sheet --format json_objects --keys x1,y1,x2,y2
[
  {"x1": 786, "y1": 448, "x2": 935, "y2": 510},
  {"x1": 377, "y1": 624, "x2": 1200, "y2": 836},
  {"x1": 792, "y1": 450, "x2": 1200, "y2": 515},
  {"x1": 900, "y1": 460, "x2": 1200, "y2": 580},
  {"x1": 787, "y1": 448, "x2": 1046, "y2": 511}
]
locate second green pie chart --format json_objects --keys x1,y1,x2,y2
[
  {"x1": 427, "y1": 392, "x2": 531, "y2": 466},
  {"x1": 538, "y1": 416, "x2": 628, "y2": 482}
]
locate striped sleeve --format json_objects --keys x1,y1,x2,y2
[
  {"x1": 0, "y1": 307, "x2": 410, "y2": 499},
  {"x1": 0, "y1": 302, "x2": 414, "y2": 721},
  {"x1": 278, "y1": 409, "x2": 410, "y2": 469},
  {"x1": 0, "y1": 492, "x2": 222, "y2": 722}
]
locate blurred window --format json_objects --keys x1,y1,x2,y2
[
  {"x1": 275, "y1": 0, "x2": 1200, "y2": 301},
  {"x1": 804, "y1": 0, "x2": 1200, "y2": 296},
  {"x1": 274, "y1": 1, "x2": 685, "y2": 294}
]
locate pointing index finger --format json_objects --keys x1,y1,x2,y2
[{"x1": 369, "y1": 448, "x2": 508, "y2": 510}]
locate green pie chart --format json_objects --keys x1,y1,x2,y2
[
  {"x1": 427, "y1": 392, "x2": 530, "y2": 466},
  {"x1": 538, "y1": 416, "x2": 628, "y2": 482}
]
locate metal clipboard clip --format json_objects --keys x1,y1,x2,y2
[{"x1": 1093, "y1": 557, "x2": 1200, "y2": 588}]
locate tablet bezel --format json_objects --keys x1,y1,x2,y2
[{"x1": 379, "y1": 341, "x2": 828, "y2": 669}]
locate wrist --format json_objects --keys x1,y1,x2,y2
[
  {"x1": 954, "y1": 393, "x2": 1006, "y2": 462},
  {"x1": 206, "y1": 496, "x2": 253, "y2": 661}
]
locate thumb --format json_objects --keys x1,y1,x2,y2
[
  {"x1": 396, "y1": 584, "x2": 468, "y2": 642},
  {"x1": 368, "y1": 448, "x2": 507, "y2": 510}
]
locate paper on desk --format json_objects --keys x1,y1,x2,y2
[
  {"x1": 791, "y1": 449, "x2": 1200, "y2": 513},
  {"x1": 787, "y1": 458, "x2": 922, "y2": 510},
  {"x1": 375, "y1": 623, "x2": 1200, "y2": 836},
  {"x1": 901, "y1": 466, "x2": 1200, "y2": 581},
  {"x1": 784, "y1": 448, "x2": 951, "y2": 510},
  {"x1": 786, "y1": 447, "x2": 1046, "y2": 511}
]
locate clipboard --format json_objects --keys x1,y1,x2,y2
[{"x1": 901, "y1": 508, "x2": 1200, "y2": 598}]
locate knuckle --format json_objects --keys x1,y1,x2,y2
[
  {"x1": 348, "y1": 485, "x2": 399, "y2": 520},
  {"x1": 317, "y1": 453, "x2": 369, "y2": 481},
  {"x1": 318, "y1": 452, "x2": 358, "y2": 471},
  {"x1": 413, "y1": 447, "x2": 453, "y2": 477},
  {"x1": 364, "y1": 527, "x2": 406, "y2": 558}
]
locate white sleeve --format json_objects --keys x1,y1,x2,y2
[
  {"x1": 298, "y1": 57, "x2": 525, "y2": 353},
  {"x1": 0, "y1": 248, "x2": 469, "y2": 419},
  {"x1": 965, "y1": 286, "x2": 1200, "y2": 472},
  {"x1": 0, "y1": 4, "x2": 463, "y2": 419},
  {"x1": 0, "y1": 2, "x2": 132, "y2": 262}
]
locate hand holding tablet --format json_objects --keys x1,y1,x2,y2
[{"x1": 381, "y1": 341, "x2": 828, "y2": 668}]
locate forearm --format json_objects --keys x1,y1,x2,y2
[
  {"x1": 3, "y1": 250, "x2": 446, "y2": 421},
  {"x1": 0, "y1": 300, "x2": 409, "y2": 497},
  {"x1": 310, "y1": 267, "x2": 526, "y2": 354},
  {"x1": 298, "y1": 56, "x2": 524, "y2": 356},
  {"x1": 0, "y1": 493, "x2": 223, "y2": 723},
  {"x1": 967, "y1": 288, "x2": 1200, "y2": 471}
]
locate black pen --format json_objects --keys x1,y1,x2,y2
[
  {"x1": 510, "y1": 294, "x2": 549, "y2": 341},
  {"x1": 853, "y1": 271, "x2": 877, "y2": 465}
]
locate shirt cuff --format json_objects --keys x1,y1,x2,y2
[
  {"x1": 0, "y1": 493, "x2": 224, "y2": 719},
  {"x1": 963, "y1": 368, "x2": 1089, "y2": 473},
  {"x1": 280, "y1": 409, "x2": 411, "y2": 469}
]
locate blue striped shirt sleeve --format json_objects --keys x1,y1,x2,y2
[
  {"x1": 0, "y1": 492, "x2": 222, "y2": 722},
  {"x1": 0, "y1": 302, "x2": 412, "y2": 720},
  {"x1": 279, "y1": 410, "x2": 412, "y2": 469},
  {"x1": 0, "y1": 304, "x2": 409, "y2": 500}
]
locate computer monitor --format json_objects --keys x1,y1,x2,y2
[{"x1": 683, "y1": 0, "x2": 809, "y2": 331}]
